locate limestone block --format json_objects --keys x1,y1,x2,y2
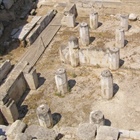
[
  {"x1": 14, "y1": 133, "x2": 28, "y2": 140},
  {"x1": 19, "y1": 16, "x2": 41, "y2": 41},
  {"x1": 129, "y1": 13, "x2": 137, "y2": 21},
  {"x1": 3, "y1": 0, "x2": 14, "y2": 9},
  {"x1": 6, "y1": 120, "x2": 27, "y2": 139},
  {"x1": 67, "y1": 13, "x2": 75, "y2": 27},
  {"x1": 79, "y1": 22, "x2": 90, "y2": 46},
  {"x1": 77, "y1": 123, "x2": 97, "y2": 140},
  {"x1": 109, "y1": 47, "x2": 120, "y2": 70},
  {"x1": 55, "y1": 68, "x2": 68, "y2": 95},
  {"x1": 89, "y1": 110, "x2": 105, "y2": 128},
  {"x1": 90, "y1": 12, "x2": 98, "y2": 29},
  {"x1": 68, "y1": 36, "x2": 79, "y2": 67},
  {"x1": 119, "y1": 129, "x2": 130, "y2": 138},
  {"x1": 36, "y1": 104, "x2": 53, "y2": 128},
  {"x1": 0, "y1": 60, "x2": 12, "y2": 82},
  {"x1": 24, "y1": 67, "x2": 39, "y2": 90},
  {"x1": 129, "y1": 131, "x2": 140, "y2": 139},
  {"x1": 100, "y1": 70, "x2": 113, "y2": 100},
  {"x1": 26, "y1": 10, "x2": 56, "y2": 45},
  {"x1": 7, "y1": 73, "x2": 27, "y2": 103},
  {"x1": 64, "y1": 3, "x2": 77, "y2": 18},
  {"x1": 1, "y1": 99, "x2": 19, "y2": 124},
  {"x1": 96, "y1": 126, "x2": 119, "y2": 140},
  {"x1": 25, "y1": 125, "x2": 57, "y2": 140},
  {"x1": 60, "y1": 126, "x2": 78, "y2": 140}
]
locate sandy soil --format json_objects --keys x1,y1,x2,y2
[
  {"x1": 1, "y1": 1, "x2": 140, "y2": 139},
  {"x1": 21, "y1": 11, "x2": 140, "y2": 134}
]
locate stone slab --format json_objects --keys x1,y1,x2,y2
[
  {"x1": 25, "y1": 125, "x2": 57, "y2": 140},
  {"x1": 6, "y1": 120, "x2": 27, "y2": 139},
  {"x1": 0, "y1": 60, "x2": 12, "y2": 83},
  {"x1": 77, "y1": 123, "x2": 97, "y2": 140},
  {"x1": 22, "y1": 13, "x2": 62, "y2": 68},
  {"x1": 12, "y1": 16, "x2": 41, "y2": 41},
  {"x1": 96, "y1": 126, "x2": 119, "y2": 140},
  {"x1": 26, "y1": 10, "x2": 55, "y2": 45},
  {"x1": 14, "y1": 133, "x2": 28, "y2": 140}
]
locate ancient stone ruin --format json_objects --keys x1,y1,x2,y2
[{"x1": 0, "y1": 0, "x2": 140, "y2": 140}]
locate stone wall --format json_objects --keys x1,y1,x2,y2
[
  {"x1": 69, "y1": 0, "x2": 140, "y2": 15},
  {"x1": 60, "y1": 45, "x2": 119, "y2": 70},
  {"x1": 79, "y1": 47, "x2": 109, "y2": 67}
]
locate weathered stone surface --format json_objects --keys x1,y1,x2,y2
[
  {"x1": 64, "y1": 3, "x2": 77, "y2": 17},
  {"x1": 3, "y1": 0, "x2": 14, "y2": 9},
  {"x1": 109, "y1": 47, "x2": 120, "y2": 70},
  {"x1": 23, "y1": 67, "x2": 39, "y2": 90},
  {"x1": 36, "y1": 104, "x2": 53, "y2": 128},
  {"x1": 12, "y1": 16, "x2": 41, "y2": 40},
  {"x1": 90, "y1": 12, "x2": 98, "y2": 29},
  {"x1": 115, "y1": 28, "x2": 125, "y2": 48},
  {"x1": 26, "y1": 10, "x2": 56, "y2": 45},
  {"x1": 129, "y1": 131, "x2": 140, "y2": 139},
  {"x1": 55, "y1": 68, "x2": 68, "y2": 95},
  {"x1": 79, "y1": 22, "x2": 90, "y2": 46},
  {"x1": 90, "y1": 110, "x2": 105, "y2": 127},
  {"x1": 14, "y1": 133, "x2": 28, "y2": 140},
  {"x1": 100, "y1": 70, "x2": 113, "y2": 99},
  {"x1": 25, "y1": 125, "x2": 57, "y2": 140},
  {"x1": 120, "y1": 14, "x2": 129, "y2": 31},
  {"x1": 68, "y1": 36, "x2": 79, "y2": 67},
  {"x1": 129, "y1": 13, "x2": 137, "y2": 21},
  {"x1": 96, "y1": 126, "x2": 119, "y2": 140},
  {"x1": 1, "y1": 99, "x2": 19, "y2": 124},
  {"x1": 0, "y1": 60, "x2": 12, "y2": 82},
  {"x1": 66, "y1": 13, "x2": 75, "y2": 27},
  {"x1": 6, "y1": 120, "x2": 27, "y2": 139},
  {"x1": 77, "y1": 123, "x2": 97, "y2": 140},
  {"x1": 60, "y1": 126, "x2": 78, "y2": 140}
]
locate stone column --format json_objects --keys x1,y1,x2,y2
[
  {"x1": 120, "y1": 14, "x2": 129, "y2": 31},
  {"x1": 68, "y1": 36, "x2": 79, "y2": 67},
  {"x1": 100, "y1": 70, "x2": 113, "y2": 100},
  {"x1": 90, "y1": 12, "x2": 98, "y2": 29},
  {"x1": 36, "y1": 104, "x2": 53, "y2": 128},
  {"x1": 67, "y1": 13, "x2": 75, "y2": 27},
  {"x1": 79, "y1": 22, "x2": 90, "y2": 46},
  {"x1": 109, "y1": 47, "x2": 120, "y2": 70},
  {"x1": 90, "y1": 110, "x2": 105, "y2": 128},
  {"x1": 55, "y1": 68, "x2": 68, "y2": 95},
  {"x1": 115, "y1": 28, "x2": 125, "y2": 48}
]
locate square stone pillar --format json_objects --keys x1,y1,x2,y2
[
  {"x1": 24, "y1": 67, "x2": 39, "y2": 90},
  {"x1": 1, "y1": 98, "x2": 19, "y2": 124}
]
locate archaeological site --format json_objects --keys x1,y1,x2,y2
[{"x1": 0, "y1": 0, "x2": 140, "y2": 139}]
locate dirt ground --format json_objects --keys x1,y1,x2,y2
[
  {"x1": 1, "y1": 1, "x2": 140, "y2": 139},
  {"x1": 21, "y1": 10, "x2": 140, "y2": 133}
]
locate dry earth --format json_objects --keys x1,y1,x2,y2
[{"x1": 1, "y1": 1, "x2": 140, "y2": 139}]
